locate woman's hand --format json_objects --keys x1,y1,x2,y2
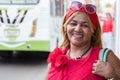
[{"x1": 92, "y1": 60, "x2": 115, "y2": 79}]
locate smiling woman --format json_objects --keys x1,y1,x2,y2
[
  {"x1": 66, "y1": 12, "x2": 93, "y2": 48},
  {"x1": 46, "y1": 1, "x2": 120, "y2": 80}
]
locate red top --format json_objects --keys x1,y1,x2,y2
[
  {"x1": 47, "y1": 46, "x2": 106, "y2": 80},
  {"x1": 102, "y1": 19, "x2": 113, "y2": 33}
]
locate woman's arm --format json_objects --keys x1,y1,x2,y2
[
  {"x1": 92, "y1": 51, "x2": 120, "y2": 79},
  {"x1": 107, "y1": 51, "x2": 120, "y2": 80}
]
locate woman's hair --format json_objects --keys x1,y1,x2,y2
[{"x1": 59, "y1": 12, "x2": 103, "y2": 49}]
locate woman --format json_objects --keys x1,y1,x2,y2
[
  {"x1": 102, "y1": 13, "x2": 114, "y2": 49},
  {"x1": 46, "y1": 1, "x2": 120, "y2": 80}
]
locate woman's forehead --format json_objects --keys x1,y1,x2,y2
[{"x1": 71, "y1": 13, "x2": 90, "y2": 22}]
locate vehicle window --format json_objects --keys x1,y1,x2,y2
[{"x1": 0, "y1": 0, "x2": 39, "y2": 5}]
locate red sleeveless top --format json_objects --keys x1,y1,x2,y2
[
  {"x1": 47, "y1": 46, "x2": 106, "y2": 80},
  {"x1": 102, "y1": 19, "x2": 113, "y2": 33}
]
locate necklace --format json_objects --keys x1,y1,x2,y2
[{"x1": 68, "y1": 46, "x2": 91, "y2": 60}]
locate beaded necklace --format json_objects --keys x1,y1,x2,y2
[{"x1": 68, "y1": 46, "x2": 91, "y2": 60}]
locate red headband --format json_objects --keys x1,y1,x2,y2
[{"x1": 65, "y1": 7, "x2": 99, "y2": 31}]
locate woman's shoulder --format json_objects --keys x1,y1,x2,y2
[
  {"x1": 89, "y1": 46, "x2": 102, "y2": 58},
  {"x1": 107, "y1": 49, "x2": 120, "y2": 64},
  {"x1": 92, "y1": 46, "x2": 101, "y2": 52}
]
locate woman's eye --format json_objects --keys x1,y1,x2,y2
[
  {"x1": 69, "y1": 23, "x2": 77, "y2": 26},
  {"x1": 82, "y1": 24, "x2": 89, "y2": 28}
]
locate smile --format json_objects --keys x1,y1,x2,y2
[{"x1": 73, "y1": 33, "x2": 83, "y2": 39}]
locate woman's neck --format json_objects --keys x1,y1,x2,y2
[{"x1": 69, "y1": 43, "x2": 91, "y2": 59}]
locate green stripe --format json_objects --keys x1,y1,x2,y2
[{"x1": 0, "y1": 41, "x2": 50, "y2": 51}]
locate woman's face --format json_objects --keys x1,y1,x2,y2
[{"x1": 66, "y1": 13, "x2": 93, "y2": 47}]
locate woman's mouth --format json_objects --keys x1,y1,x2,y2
[{"x1": 73, "y1": 33, "x2": 84, "y2": 39}]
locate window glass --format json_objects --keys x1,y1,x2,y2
[
  {"x1": 0, "y1": 0, "x2": 39, "y2": 5},
  {"x1": 55, "y1": 0, "x2": 64, "y2": 16},
  {"x1": 0, "y1": 0, "x2": 11, "y2": 3}
]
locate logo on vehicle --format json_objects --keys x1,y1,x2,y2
[{"x1": 0, "y1": 9, "x2": 27, "y2": 24}]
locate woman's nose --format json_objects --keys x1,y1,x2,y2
[{"x1": 75, "y1": 25, "x2": 82, "y2": 31}]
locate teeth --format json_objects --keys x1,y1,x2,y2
[{"x1": 73, "y1": 34, "x2": 83, "y2": 38}]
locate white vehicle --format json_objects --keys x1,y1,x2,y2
[{"x1": 0, "y1": 0, "x2": 66, "y2": 57}]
